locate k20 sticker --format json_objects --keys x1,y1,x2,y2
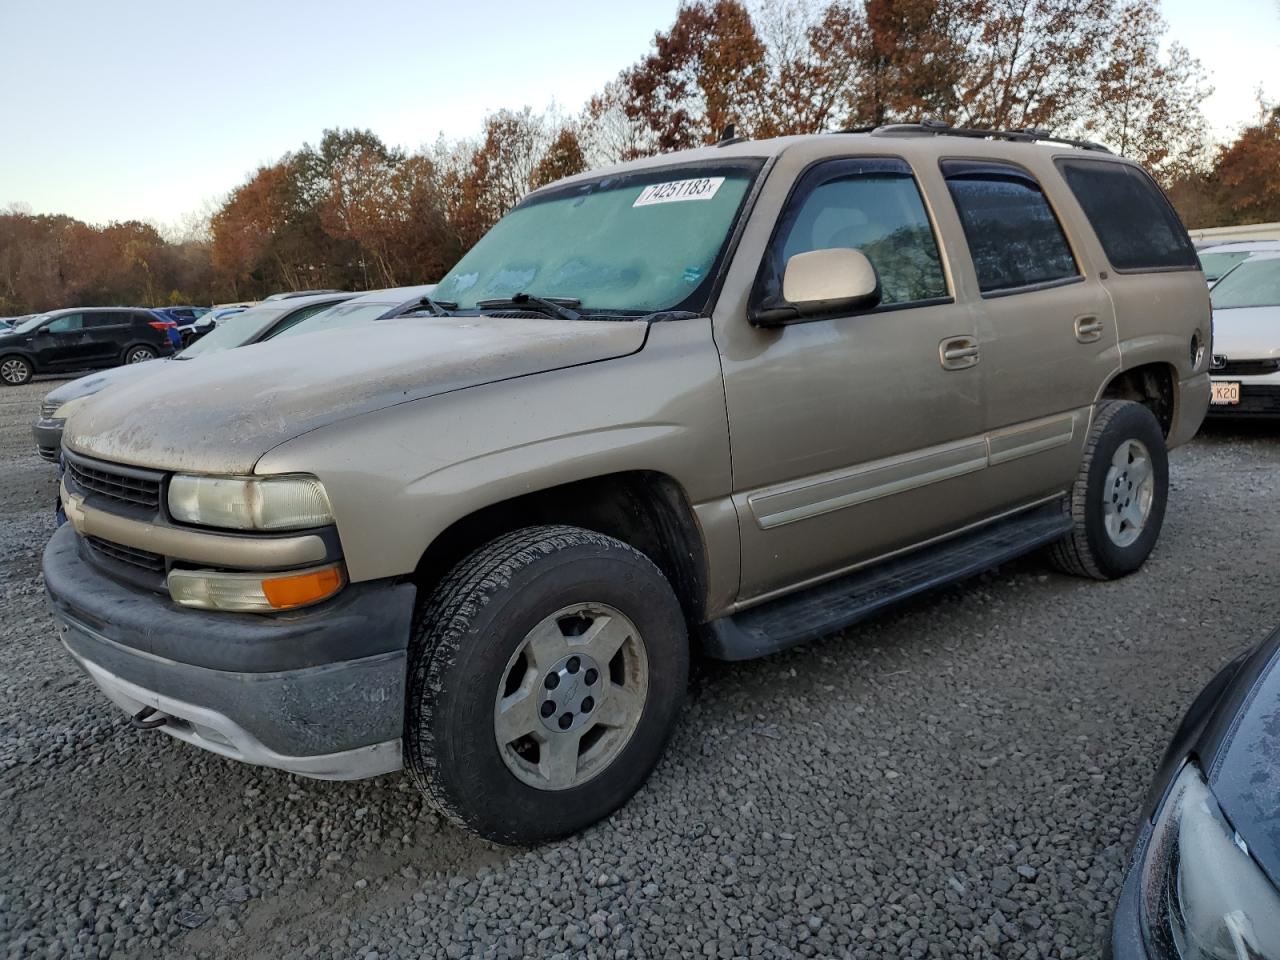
[{"x1": 633, "y1": 177, "x2": 726, "y2": 207}]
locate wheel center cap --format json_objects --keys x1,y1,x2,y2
[{"x1": 539, "y1": 652, "x2": 603, "y2": 734}]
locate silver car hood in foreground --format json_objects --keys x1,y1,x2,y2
[
  {"x1": 1212, "y1": 305, "x2": 1280, "y2": 360},
  {"x1": 44, "y1": 358, "x2": 175, "y2": 406},
  {"x1": 64, "y1": 315, "x2": 649, "y2": 473}
]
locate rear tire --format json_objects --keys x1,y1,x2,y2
[
  {"x1": 0, "y1": 355, "x2": 33, "y2": 386},
  {"x1": 405, "y1": 525, "x2": 688, "y2": 844},
  {"x1": 1049, "y1": 400, "x2": 1168, "y2": 580},
  {"x1": 124, "y1": 345, "x2": 157, "y2": 364}
]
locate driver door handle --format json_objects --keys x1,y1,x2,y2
[{"x1": 940, "y1": 336, "x2": 980, "y2": 370}]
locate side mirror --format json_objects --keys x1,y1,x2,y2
[{"x1": 781, "y1": 247, "x2": 881, "y2": 318}]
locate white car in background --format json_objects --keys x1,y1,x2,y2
[
  {"x1": 1197, "y1": 239, "x2": 1280, "y2": 286},
  {"x1": 1206, "y1": 253, "x2": 1280, "y2": 418}
]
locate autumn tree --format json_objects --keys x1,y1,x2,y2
[
  {"x1": 1210, "y1": 105, "x2": 1280, "y2": 225},
  {"x1": 531, "y1": 127, "x2": 587, "y2": 188},
  {"x1": 1081, "y1": 0, "x2": 1210, "y2": 183},
  {"x1": 619, "y1": 0, "x2": 771, "y2": 151}
]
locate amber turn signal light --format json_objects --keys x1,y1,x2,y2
[{"x1": 261, "y1": 565, "x2": 345, "y2": 610}]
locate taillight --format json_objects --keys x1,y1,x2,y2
[{"x1": 148, "y1": 321, "x2": 177, "y2": 331}]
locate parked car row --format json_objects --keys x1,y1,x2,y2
[
  {"x1": 32, "y1": 287, "x2": 436, "y2": 461},
  {"x1": 25, "y1": 123, "x2": 1280, "y2": 951},
  {"x1": 2, "y1": 290, "x2": 352, "y2": 385},
  {"x1": 0, "y1": 308, "x2": 179, "y2": 386}
]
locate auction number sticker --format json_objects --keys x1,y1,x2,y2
[{"x1": 633, "y1": 177, "x2": 725, "y2": 207}]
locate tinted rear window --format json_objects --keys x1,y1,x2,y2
[
  {"x1": 941, "y1": 161, "x2": 1078, "y2": 294},
  {"x1": 1056, "y1": 160, "x2": 1197, "y2": 272}
]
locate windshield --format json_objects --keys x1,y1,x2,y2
[
  {"x1": 433, "y1": 161, "x2": 762, "y2": 314},
  {"x1": 1210, "y1": 258, "x2": 1280, "y2": 309},
  {"x1": 13, "y1": 313, "x2": 51, "y2": 334},
  {"x1": 270, "y1": 301, "x2": 395, "y2": 340},
  {"x1": 179, "y1": 304, "x2": 286, "y2": 357},
  {"x1": 1198, "y1": 251, "x2": 1252, "y2": 283}
]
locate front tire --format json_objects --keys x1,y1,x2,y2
[
  {"x1": 0, "y1": 355, "x2": 33, "y2": 386},
  {"x1": 1050, "y1": 400, "x2": 1169, "y2": 580},
  {"x1": 405, "y1": 525, "x2": 688, "y2": 844}
]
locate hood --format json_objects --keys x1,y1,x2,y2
[
  {"x1": 1194, "y1": 628, "x2": 1280, "y2": 889},
  {"x1": 45, "y1": 358, "x2": 174, "y2": 406},
  {"x1": 64, "y1": 315, "x2": 649, "y2": 473},
  {"x1": 1211, "y1": 306, "x2": 1280, "y2": 360}
]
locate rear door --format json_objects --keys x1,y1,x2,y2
[
  {"x1": 83, "y1": 311, "x2": 132, "y2": 365},
  {"x1": 940, "y1": 159, "x2": 1115, "y2": 504}
]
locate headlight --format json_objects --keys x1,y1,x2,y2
[
  {"x1": 1139, "y1": 763, "x2": 1280, "y2": 958},
  {"x1": 52, "y1": 395, "x2": 90, "y2": 420},
  {"x1": 167, "y1": 474, "x2": 333, "y2": 531}
]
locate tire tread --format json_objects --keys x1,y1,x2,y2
[{"x1": 404, "y1": 524, "x2": 665, "y2": 835}]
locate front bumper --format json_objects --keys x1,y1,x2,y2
[
  {"x1": 1206, "y1": 376, "x2": 1280, "y2": 418},
  {"x1": 1109, "y1": 821, "x2": 1155, "y2": 959},
  {"x1": 33, "y1": 417, "x2": 63, "y2": 462},
  {"x1": 43, "y1": 524, "x2": 416, "y2": 779}
]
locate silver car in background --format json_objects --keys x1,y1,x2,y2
[
  {"x1": 1197, "y1": 239, "x2": 1280, "y2": 286},
  {"x1": 1206, "y1": 253, "x2": 1280, "y2": 418}
]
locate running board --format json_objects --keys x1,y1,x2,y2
[{"x1": 703, "y1": 503, "x2": 1071, "y2": 661}]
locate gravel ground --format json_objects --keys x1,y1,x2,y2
[{"x1": 2, "y1": 379, "x2": 1278, "y2": 960}]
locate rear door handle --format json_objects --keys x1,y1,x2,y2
[
  {"x1": 1074, "y1": 315, "x2": 1104, "y2": 343},
  {"x1": 940, "y1": 336, "x2": 980, "y2": 370}
]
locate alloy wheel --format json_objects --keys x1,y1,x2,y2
[
  {"x1": 493, "y1": 602, "x2": 648, "y2": 791},
  {"x1": 1102, "y1": 438, "x2": 1154, "y2": 548}
]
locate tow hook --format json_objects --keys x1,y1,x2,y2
[{"x1": 130, "y1": 706, "x2": 170, "y2": 730}]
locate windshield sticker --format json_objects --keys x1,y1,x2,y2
[{"x1": 633, "y1": 177, "x2": 725, "y2": 207}]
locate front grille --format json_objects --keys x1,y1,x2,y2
[
  {"x1": 86, "y1": 536, "x2": 166, "y2": 573},
  {"x1": 66, "y1": 456, "x2": 162, "y2": 509},
  {"x1": 1212, "y1": 359, "x2": 1280, "y2": 377},
  {"x1": 40, "y1": 399, "x2": 59, "y2": 418}
]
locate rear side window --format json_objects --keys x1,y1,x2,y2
[
  {"x1": 1055, "y1": 159, "x2": 1197, "y2": 272},
  {"x1": 942, "y1": 161, "x2": 1079, "y2": 294},
  {"x1": 768, "y1": 157, "x2": 949, "y2": 307},
  {"x1": 85, "y1": 312, "x2": 127, "y2": 327}
]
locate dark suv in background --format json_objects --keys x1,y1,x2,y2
[{"x1": 0, "y1": 308, "x2": 176, "y2": 386}]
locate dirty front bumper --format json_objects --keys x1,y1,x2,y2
[
  {"x1": 42, "y1": 524, "x2": 415, "y2": 779},
  {"x1": 32, "y1": 417, "x2": 63, "y2": 462}
]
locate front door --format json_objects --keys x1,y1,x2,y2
[
  {"x1": 716, "y1": 157, "x2": 989, "y2": 603},
  {"x1": 32, "y1": 313, "x2": 92, "y2": 369}
]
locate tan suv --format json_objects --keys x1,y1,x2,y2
[{"x1": 44, "y1": 124, "x2": 1210, "y2": 843}]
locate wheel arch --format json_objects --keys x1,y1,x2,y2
[
  {"x1": 1098, "y1": 362, "x2": 1177, "y2": 438},
  {"x1": 120, "y1": 340, "x2": 160, "y2": 361},
  {"x1": 412, "y1": 470, "x2": 712, "y2": 627}
]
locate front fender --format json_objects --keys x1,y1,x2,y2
[{"x1": 255, "y1": 319, "x2": 734, "y2": 585}]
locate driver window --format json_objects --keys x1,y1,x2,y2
[
  {"x1": 45, "y1": 313, "x2": 84, "y2": 333},
  {"x1": 780, "y1": 174, "x2": 948, "y2": 306}
]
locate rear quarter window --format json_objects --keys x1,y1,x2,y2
[{"x1": 1055, "y1": 159, "x2": 1197, "y2": 273}]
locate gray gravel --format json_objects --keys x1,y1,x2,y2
[{"x1": 2, "y1": 378, "x2": 1278, "y2": 959}]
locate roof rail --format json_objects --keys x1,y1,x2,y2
[{"x1": 868, "y1": 119, "x2": 1112, "y2": 153}]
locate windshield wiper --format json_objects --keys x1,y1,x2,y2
[
  {"x1": 414, "y1": 295, "x2": 458, "y2": 318},
  {"x1": 475, "y1": 292, "x2": 582, "y2": 322}
]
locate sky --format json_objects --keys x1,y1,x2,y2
[{"x1": 1, "y1": 0, "x2": 1276, "y2": 229}]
